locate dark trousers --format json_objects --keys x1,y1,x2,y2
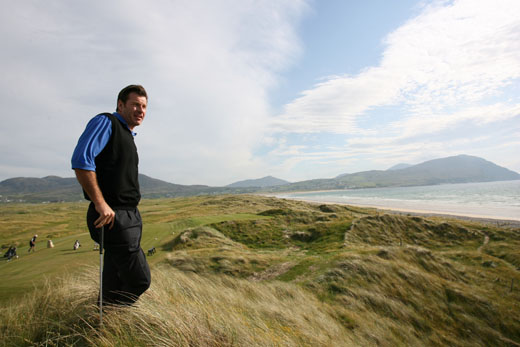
[{"x1": 87, "y1": 204, "x2": 151, "y2": 305}]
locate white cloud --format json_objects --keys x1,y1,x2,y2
[
  {"x1": 0, "y1": 0, "x2": 308, "y2": 185},
  {"x1": 272, "y1": 67, "x2": 405, "y2": 133},
  {"x1": 382, "y1": 103, "x2": 520, "y2": 140},
  {"x1": 2, "y1": 0, "x2": 519, "y2": 185},
  {"x1": 264, "y1": 0, "x2": 520, "y2": 178},
  {"x1": 386, "y1": 0, "x2": 520, "y2": 113},
  {"x1": 272, "y1": 0, "x2": 520, "y2": 134}
]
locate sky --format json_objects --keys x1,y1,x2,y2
[{"x1": 1, "y1": 0, "x2": 519, "y2": 186}]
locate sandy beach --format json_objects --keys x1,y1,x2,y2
[{"x1": 262, "y1": 192, "x2": 520, "y2": 228}]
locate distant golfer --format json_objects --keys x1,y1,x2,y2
[
  {"x1": 28, "y1": 234, "x2": 37, "y2": 252},
  {"x1": 4, "y1": 246, "x2": 17, "y2": 261},
  {"x1": 71, "y1": 85, "x2": 151, "y2": 305}
]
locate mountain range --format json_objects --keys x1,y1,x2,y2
[
  {"x1": 0, "y1": 174, "x2": 256, "y2": 203},
  {"x1": 266, "y1": 154, "x2": 520, "y2": 192},
  {"x1": 1, "y1": 155, "x2": 518, "y2": 203}
]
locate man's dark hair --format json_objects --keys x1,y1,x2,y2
[{"x1": 116, "y1": 85, "x2": 148, "y2": 111}]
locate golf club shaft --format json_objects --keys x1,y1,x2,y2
[{"x1": 100, "y1": 225, "x2": 104, "y2": 325}]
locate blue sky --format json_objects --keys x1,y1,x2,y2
[
  {"x1": 271, "y1": 0, "x2": 421, "y2": 109},
  {"x1": 1, "y1": 0, "x2": 519, "y2": 186}
]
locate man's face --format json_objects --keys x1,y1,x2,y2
[{"x1": 118, "y1": 92, "x2": 147, "y2": 130}]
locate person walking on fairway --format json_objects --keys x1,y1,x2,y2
[
  {"x1": 28, "y1": 234, "x2": 37, "y2": 252},
  {"x1": 72, "y1": 85, "x2": 151, "y2": 305}
]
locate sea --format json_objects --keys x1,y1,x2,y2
[{"x1": 277, "y1": 180, "x2": 520, "y2": 221}]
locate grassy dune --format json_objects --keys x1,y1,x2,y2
[
  {"x1": 1, "y1": 195, "x2": 520, "y2": 346},
  {"x1": 0, "y1": 267, "x2": 357, "y2": 346}
]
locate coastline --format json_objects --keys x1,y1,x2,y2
[{"x1": 261, "y1": 193, "x2": 520, "y2": 228}]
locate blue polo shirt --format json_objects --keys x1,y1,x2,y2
[{"x1": 71, "y1": 112, "x2": 136, "y2": 171}]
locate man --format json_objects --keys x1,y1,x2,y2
[
  {"x1": 71, "y1": 85, "x2": 151, "y2": 305},
  {"x1": 28, "y1": 234, "x2": 37, "y2": 252},
  {"x1": 5, "y1": 246, "x2": 17, "y2": 261}
]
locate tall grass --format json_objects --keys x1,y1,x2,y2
[
  {"x1": 2, "y1": 195, "x2": 520, "y2": 346},
  {"x1": 0, "y1": 270, "x2": 99, "y2": 346},
  {"x1": 0, "y1": 267, "x2": 358, "y2": 346}
]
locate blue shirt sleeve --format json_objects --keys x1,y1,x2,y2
[{"x1": 71, "y1": 114, "x2": 112, "y2": 171}]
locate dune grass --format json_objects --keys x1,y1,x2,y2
[
  {"x1": 0, "y1": 267, "x2": 356, "y2": 346},
  {"x1": 1, "y1": 195, "x2": 520, "y2": 346}
]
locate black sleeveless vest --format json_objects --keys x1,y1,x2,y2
[{"x1": 84, "y1": 113, "x2": 141, "y2": 208}]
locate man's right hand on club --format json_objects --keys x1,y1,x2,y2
[{"x1": 94, "y1": 202, "x2": 115, "y2": 229}]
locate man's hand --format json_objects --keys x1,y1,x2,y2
[
  {"x1": 94, "y1": 201, "x2": 115, "y2": 229},
  {"x1": 74, "y1": 168, "x2": 115, "y2": 229}
]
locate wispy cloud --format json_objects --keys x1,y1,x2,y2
[
  {"x1": 1, "y1": 0, "x2": 519, "y2": 185},
  {"x1": 0, "y1": 0, "x2": 308, "y2": 185},
  {"x1": 266, "y1": 0, "x2": 520, "y2": 179},
  {"x1": 273, "y1": 0, "x2": 520, "y2": 134},
  {"x1": 272, "y1": 67, "x2": 404, "y2": 133},
  {"x1": 371, "y1": 103, "x2": 520, "y2": 141}
]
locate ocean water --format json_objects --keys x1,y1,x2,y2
[{"x1": 278, "y1": 180, "x2": 520, "y2": 221}]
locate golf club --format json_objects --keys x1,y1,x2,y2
[{"x1": 99, "y1": 225, "x2": 104, "y2": 326}]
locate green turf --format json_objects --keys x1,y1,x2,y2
[
  {"x1": 1, "y1": 195, "x2": 520, "y2": 345},
  {"x1": 0, "y1": 198, "x2": 274, "y2": 303}
]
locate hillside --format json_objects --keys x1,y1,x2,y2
[
  {"x1": 226, "y1": 175, "x2": 290, "y2": 188},
  {"x1": 137, "y1": 174, "x2": 215, "y2": 198},
  {"x1": 0, "y1": 174, "x2": 254, "y2": 203},
  {"x1": 1, "y1": 155, "x2": 519, "y2": 202},
  {"x1": 0, "y1": 175, "x2": 79, "y2": 194},
  {"x1": 1, "y1": 195, "x2": 519, "y2": 345},
  {"x1": 269, "y1": 154, "x2": 520, "y2": 192},
  {"x1": 387, "y1": 163, "x2": 412, "y2": 170}
]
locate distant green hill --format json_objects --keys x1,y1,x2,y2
[
  {"x1": 267, "y1": 154, "x2": 520, "y2": 192},
  {"x1": 0, "y1": 176, "x2": 79, "y2": 194},
  {"x1": 0, "y1": 176, "x2": 83, "y2": 202},
  {"x1": 387, "y1": 163, "x2": 412, "y2": 170},
  {"x1": 226, "y1": 175, "x2": 290, "y2": 188},
  {"x1": 0, "y1": 174, "x2": 254, "y2": 203},
  {"x1": 1, "y1": 155, "x2": 519, "y2": 202}
]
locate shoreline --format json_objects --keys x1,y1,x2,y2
[{"x1": 261, "y1": 193, "x2": 520, "y2": 228}]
